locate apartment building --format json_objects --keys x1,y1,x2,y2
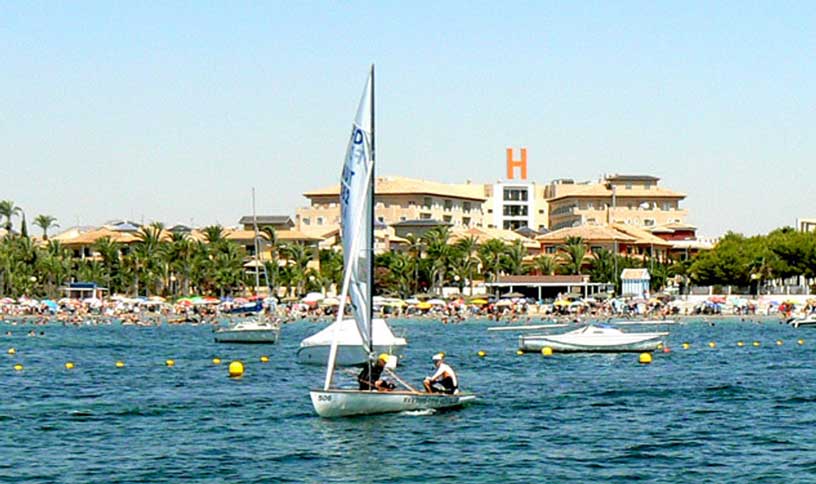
[
  {"x1": 296, "y1": 176, "x2": 487, "y2": 236},
  {"x1": 546, "y1": 174, "x2": 687, "y2": 230}
]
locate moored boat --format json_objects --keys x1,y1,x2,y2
[
  {"x1": 214, "y1": 318, "x2": 280, "y2": 344},
  {"x1": 519, "y1": 324, "x2": 667, "y2": 353}
]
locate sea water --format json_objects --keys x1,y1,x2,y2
[{"x1": 1, "y1": 318, "x2": 815, "y2": 483}]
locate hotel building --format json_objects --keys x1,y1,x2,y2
[{"x1": 545, "y1": 174, "x2": 687, "y2": 230}]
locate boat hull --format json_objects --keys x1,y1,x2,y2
[
  {"x1": 519, "y1": 333, "x2": 666, "y2": 353},
  {"x1": 297, "y1": 343, "x2": 407, "y2": 366},
  {"x1": 214, "y1": 328, "x2": 279, "y2": 344},
  {"x1": 310, "y1": 389, "x2": 476, "y2": 418}
]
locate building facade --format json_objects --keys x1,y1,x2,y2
[{"x1": 546, "y1": 174, "x2": 687, "y2": 230}]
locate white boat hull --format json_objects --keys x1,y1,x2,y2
[
  {"x1": 297, "y1": 343, "x2": 407, "y2": 366},
  {"x1": 214, "y1": 328, "x2": 279, "y2": 344},
  {"x1": 789, "y1": 317, "x2": 816, "y2": 328},
  {"x1": 519, "y1": 327, "x2": 667, "y2": 353},
  {"x1": 310, "y1": 389, "x2": 476, "y2": 418}
]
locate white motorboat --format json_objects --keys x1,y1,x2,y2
[
  {"x1": 309, "y1": 67, "x2": 475, "y2": 417},
  {"x1": 214, "y1": 318, "x2": 280, "y2": 344},
  {"x1": 789, "y1": 315, "x2": 816, "y2": 328},
  {"x1": 519, "y1": 324, "x2": 668, "y2": 353},
  {"x1": 311, "y1": 389, "x2": 476, "y2": 418},
  {"x1": 297, "y1": 318, "x2": 407, "y2": 366}
]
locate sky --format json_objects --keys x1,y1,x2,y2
[{"x1": 1, "y1": 2, "x2": 814, "y2": 237}]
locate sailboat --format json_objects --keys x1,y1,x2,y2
[
  {"x1": 309, "y1": 66, "x2": 476, "y2": 418},
  {"x1": 214, "y1": 188, "x2": 281, "y2": 344}
]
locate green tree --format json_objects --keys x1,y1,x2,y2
[{"x1": 33, "y1": 215, "x2": 59, "y2": 240}]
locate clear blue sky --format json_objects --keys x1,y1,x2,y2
[{"x1": 2, "y1": 2, "x2": 814, "y2": 236}]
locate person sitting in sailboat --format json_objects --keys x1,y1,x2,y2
[
  {"x1": 423, "y1": 353, "x2": 459, "y2": 395},
  {"x1": 357, "y1": 353, "x2": 395, "y2": 391}
]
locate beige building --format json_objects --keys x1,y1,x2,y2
[
  {"x1": 546, "y1": 174, "x2": 687, "y2": 230},
  {"x1": 296, "y1": 176, "x2": 487, "y2": 236},
  {"x1": 481, "y1": 182, "x2": 549, "y2": 231}
]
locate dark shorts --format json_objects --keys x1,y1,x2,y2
[{"x1": 431, "y1": 376, "x2": 457, "y2": 395}]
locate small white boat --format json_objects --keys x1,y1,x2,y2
[
  {"x1": 310, "y1": 389, "x2": 476, "y2": 418},
  {"x1": 214, "y1": 318, "x2": 280, "y2": 344},
  {"x1": 789, "y1": 315, "x2": 816, "y2": 328},
  {"x1": 298, "y1": 318, "x2": 406, "y2": 366},
  {"x1": 519, "y1": 324, "x2": 667, "y2": 353}
]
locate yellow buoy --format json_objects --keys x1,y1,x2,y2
[
  {"x1": 165, "y1": 359, "x2": 175, "y2": 367},
  {"x1": 260, "y1": 355, "x2": 270, "y2": 363},
  {"x1": 682, "y1": 342, "x2": 690, "y2": 350},
  {"x1": 13, "y1": 363, "x2": 23, "y2": 371},
  {"x1": 656, "y1": 343, "x2": 664, "y2": 350},
  {"x1": 752, "y1": 341, "x2": 760, "y2": 347},
  {"x1": 708, "y1": 342, "x2": 716, "y2": 349},
  {"x1": 115, "y1": 361, "x2": 125, "y2": 368},
  {"x1": 229, "y1": 360, "x2": 244, "y2": 377},
  {"x1": 541, "y1": 347, "x2": 553, "y2": 356},
  {"x1": 798, "y1": 339, "x2": 805, "y2": 345},
  {"x1": 7, "y1": 348, "x2": 15, "y2": 355},
  {"x1": 516, "y1": 350, "x2": 524, "y2": 356},
  {"x1": 212, "y1": 357, "x2": 222, "y2": 365},
  {"x1": 737, "y1": 341, "x2": 744, "y2": 347},
  {"x1": 776, "y1": 340, "x2": 783, "y2": 346},
  {"x1": 477, "y1": 350, "x2": 486, "y2": 357},
  {"x1": 638, "y1": 353, "x2": 653, "y2": 364},
  {"x1": 65, "y1": 362, "x2": 75, "y2": 370}
]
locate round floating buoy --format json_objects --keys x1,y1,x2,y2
[
  {"x1": 752, "y1": 341, "x2": 760, "y2": 347},
  {"x1": 639, "y1": 353, "x2": 652, "y2": 364},
  {"x1": 541, "y1": 347, "x2": 553, "y2": 356},
  {"x1": 212, "y1": 357, "x2": 222, "y2": 365},
  {"x1": 776, "y1": 340, "x2": 783, "y2": 346},
  {"x1": 662, "y1": 346, "x2": 671, "y2": 353},
  {"x1": 7, "y1": 348, "x2": 15, "y2": 355},
  {"x1": 165, "y1": 359, "x2": 175, "y2": 367},
  {"x1": 682, "y1": 343, "x2": 690, "y2": 350},
  {"x1": 657, "y1": 343, "x2": 664, "y2": 350},
  {"x1": 737, "y1": 341, "x2": 744, "y2": 347},
  {"x1": 516, "y1": 350, "x2": 524, "y2": 356},
  {"x1": 798, "y1": 339, "x2": 805, "y2": 345},
  {"x1": 260, "y1": 355, "x2": 270, "y2": 363},
  {"x1": 65, "y1": 362, "x2": 75, "y2": 370},
  {"x1": 477, "y1": 350, "x2": 486, "y2": 358},
  {"x1": 708, "y1": 342, "x2": 716, "y2": 349},
  {"x1": 229, "y1": 360, "x2": 244, "y2": 377},
  {"x1": 13, "y1": 363, "x2": 23, "y2": 371},
  {"x1": 115, "y1": 361, "x2": 125, "y2": 368}
]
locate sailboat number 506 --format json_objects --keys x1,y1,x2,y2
[{"x1": 318, "y1": 395, "x2": 332, "y2": 402}]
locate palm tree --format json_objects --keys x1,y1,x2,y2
[
  {"x1": 203, "y1": 225, "x2": 225, "y2": 244},
  {"x1": 33, "y1": 215, "x2": 59, "y2": 240},
  {"x1": 422, "y1": 226, "x2": 452, "y2": 294},
  {"x1": 455, "y1": 235, "x2": 479, "y2": 295},
  {"x1": 261, "y1": 227, "x2": 284, "y2": 292},
  {"x1": 532, "y1": 254, "x2": 557, "y2": 276},
  {"x1": 92, "y1": 236, "x2": 122, "y2": 292},
  {"x1": 403, "y1": 233, "x2": 424, "y2": 294},
  {"x1": 559, "y1": 236, "x2": 587, "y2": 275},
  {"x1": 589, "y1": 248, "x2": 615, "y2": 283},
  {"x1": 501, "y1": 239, "x2": 526, "y2": 276},
  {"x1": 281, "y1": 243, "x2": 313, "y2": 296},
  {"x1": 0, "y1": 200, "x2": 22, "y2": 233},
  {"x1": 478, "y1": 238, "x2": 507, "y2": 284}
]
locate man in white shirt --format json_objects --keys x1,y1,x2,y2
[{"x1": 423, "y1": 352, "x2": 458, "y2": 394}]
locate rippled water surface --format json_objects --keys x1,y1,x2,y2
[{"x1": 2, "y1": 318, "x2": 816, "y2": 483}]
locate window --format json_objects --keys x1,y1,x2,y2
[
  {"x1": 587, "y1": 201, "x2": 594, "y2": 209},
  {"x1": 400, "y1": 216, "x2": 407, "y2": 222},
  {"x1": 625, "y1": 183, "x2": 633, "y2": 190},
  {"x1": 487, "y1": 209, "x2": 493, "y2": 214},
  {"x1": 423, "y1": 197, "x2": 432, "y2": 208},
  {"x1": 303, "y1": 218, "x2": 310, "y2": 225},
  {"x1": 538, "y1": 209, "x2": 544, "y2": 214},
  {"x1": 463, "y1": 217, "x2": 471, "y2": 226},
  {"x1": 546, "y1": 246, "x2": 556, "y2": 254},
  {"x1": 503, "y1": 188, "x2": 528, "y2": 201},
  {"x1": 463, "y1": 202, "x2": 471, "y2": 212},
  {"x1": 662, "y1": 202, "x2": 672, "y2": 211},
  {"x1": 408, "y1": 201, "x2": 416, "y2": 207},
  {"x1": 316, "y1": 217, "x2": 324, "y2": 225},
  {"x1": 377, "y1": 216, "x2": 384, "y2": 223},
  {"x1": 503, "y1": 205, "x2": 528, "y2": 217},
  {"x1": 644, "y1": 182, "x2": 652, "y2": 190},
  {"x1": 443, "y1": 215, "x2": 452, "y2": 223},
  {"x1": 420, "y1": 213, "x2": 431, "y2": 220},
  {"x1": 443, "y1": 199, "x2": 452, "y2": 211},
  {"x1": 644, "y1": 219, "x2": 655, "y2": 226},
  {"x1": 590, "y1": 246, "x2": 603, "y2": 253},
  {"x1": 503, "y1": 220, "x2": 527, "y2": 230}
]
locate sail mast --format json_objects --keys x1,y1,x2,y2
[{"x1": 368, "y1": 63, "x2": 375, "y2": 357}]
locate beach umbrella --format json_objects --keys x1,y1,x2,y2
[
  {"x1": 0, "y1": 297, "x2": 13, "y2": 304},
  {"x1": 469, "y1": 298, "x2": 488, "y2": 305},
  {"x1": 416, "y1": 301, "x2": 432, "y2": 310},
  {"x1": 405, "y1": 298, "x2": 420, "y2": 305},
  {"x1": 148, "y1": 296, "x2": 166, "y2": 302},
  {"x1": 427, "y1": 298, "x2": 446, "y2": 306},
  {"x1": 494, "y1": 299, "x2": 513, "y2": 307},
  {"x1": 553, "y1": 299, "x2": 571, "y2": 307},
  {"x1": 302, "y1": 292, "x2": 325, "y2": 303},
  {"x1": 503, "y1": 292, "x2": 525, "y2": 298}
]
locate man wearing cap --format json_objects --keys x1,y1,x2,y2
[
  {"x1": 423, "y1": 353, "x2": 459, "y2": 394},
  {"x1": 357, "y1": 353, "x2": 395, "y2": 391}
]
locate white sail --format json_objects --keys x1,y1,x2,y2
[{"x1": 340, "y1": 72, "x2": 374, "y2": 353}]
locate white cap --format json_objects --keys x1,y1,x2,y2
[{"x1": 432, "y1": 353, "x2": 444, "y2": 361}]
